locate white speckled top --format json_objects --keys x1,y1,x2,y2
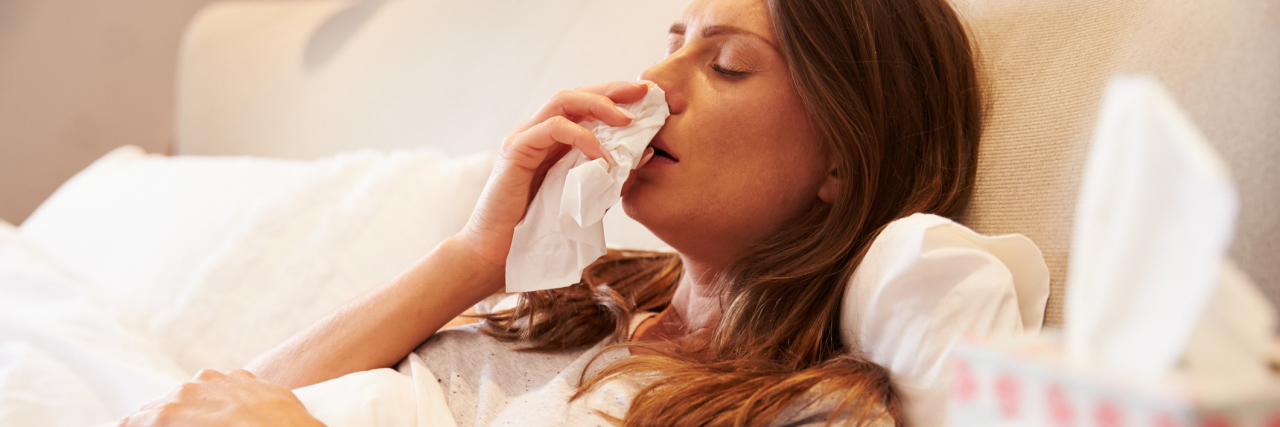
[{"x1": 412, "y1": 313, "x2": 889, "y2": 427}]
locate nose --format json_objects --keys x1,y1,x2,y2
[{"x1": 639, "y1": 54, "x2": 689, "y2": 115}]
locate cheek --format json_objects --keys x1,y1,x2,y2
[
  {"x1": 622, "y1": 77, "x2": 825, "y2": 247},
  {"x1": 706, "y1": 94, "x2": 824, "y2": 198},
  {"x1": 687, "y1": 99, "x2": 825, "y2": 225}
]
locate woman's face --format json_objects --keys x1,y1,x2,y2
[{"x1": 622, "y1": 0, "x2": 830, "y2": 266}]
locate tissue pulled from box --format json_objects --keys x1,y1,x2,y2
[
  {"x1": 1182, "y1": 259, "x2": 1277, "y2": 388},
  {"x1": 505, "y1": 82, "x2": 669, "y2": 292},
  {"x1": 1064, "y1": 76, "x2": 1246, "y2": 382}
]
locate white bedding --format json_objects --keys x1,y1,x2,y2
[
  {"x1": 0, "y1": 147, "x2": 1046, "y2": 426},
  {"x1": 0, "y1": 147, "x2": 498, "y2": 425},
  {"x1": 0, "y1": 226, "x2": 186, "y2": 425},
  {"x1": 293, "y1": 353, "x2": 457, "y2": 427},
  {"x1": 0, "y1": 146, "x2": 666, "y2": 426}
]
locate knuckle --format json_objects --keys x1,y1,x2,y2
[
  {"x1": 154, "y1": 403, "x2": 181, "y2": 422},
  {"x1": 228, "y1": 369, "x2": 255, "y2": 379},
  {"x1": 176, "y1": 381, "x2": 201, "y2": 398},
  {"x1": 548, "y1": 115, "x2": 574, "y2": 127},
  {"x1": 194, "y1": 368, "x2": 220, "y2": 380},
  {"x1": 552, "y1": 90, "x2": 574, "y2": 103},
  {"x1": 501, "y1": 133, "x2": 521, "y2": 151}
]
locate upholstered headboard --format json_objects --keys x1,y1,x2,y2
[
  {"x1": 176, "y1": 0, "x2": 689, "y2": 158},
  {"x1": 954, "y1": 0, "x2": 1279, "y2": 324},
  {"x1": 176, "y1": 0, "x2": 1280, "y2": 326}
]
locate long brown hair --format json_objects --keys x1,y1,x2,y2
[{"x1": 482, "y1": 0, "x2": 982, "y2": 424}]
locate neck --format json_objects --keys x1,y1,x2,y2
[{"x1": 654, "y1": 254, "x2": 725, "y2": 341}]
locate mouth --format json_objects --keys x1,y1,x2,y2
[
  {"x1": 652, "y1": 146, "x2": 676, "y2": 161},
  {"x1": 646, "y1": 136, "x2": 679, "y2": 166}
]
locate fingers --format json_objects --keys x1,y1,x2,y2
[
  {"x1": 120, "y1": 367, "x2": 312, "y2": 427},
  {"x1": 524, "y1": 90, "x2": 635, "y2": 131},
  {"x1": 193, "y1": 368, "x2": 225, "y2": 381},
  {"x1": 461, "y1": 80, "x2": 651, "y2": 266},
  {"x1": 503, "y1": 80, "x2": 652, "y2": 170},
  {"x1": 118, "y1": 410, "x2": 163, "y2": 427},
  {"x1": 508, "y1": 116, "x2": 616, "y2": 170},
  {"x1": 228, "y1": 369, "x2": 257, "y2": 380},
  {"x1": 636, "y1": 147, "x2": 655, "y2": 169},
  {"x1": 576, "y1": 80, "x2": 650, "y2": 104},
  {"x1": 517, "y1": 81, "x2": 649, "y2": 133}
]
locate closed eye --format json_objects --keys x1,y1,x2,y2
[{"x1": 710, "y1": 63, "x2": 749, "y2": 78}]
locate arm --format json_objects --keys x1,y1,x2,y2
[
  {"x1": 117, "y1": 81, "x2": 651, "y2": 427},
  {"x1": 243, "y1": 235, "x2": 503, "y2": 389},
  {"x1": 245, "y1": 81, "x2": 652, "y2": 390}
]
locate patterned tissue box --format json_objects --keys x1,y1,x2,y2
[{"x1": 948, "y1": 332, "x2": 1280, "y2": 427}]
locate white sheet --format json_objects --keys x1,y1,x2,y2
[
  {"x1": 0, "y1": 152, "x2": 1048, "y2": 426},
  {"x1": 148, "y1": 149, "x2": 495, "y2": 374},
  {"x1": 0, "y1": 229, "x2": 185, "y2": 426},
  {"x1": 18, "y1": 146, "x2": 308, "y2": 333},
  {"x1": 294, "y1": 353, "x2": 457, "y2": 427}
]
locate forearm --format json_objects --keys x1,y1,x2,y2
[
  {"x1": 245, "y1": 235, "x2": 504, "y2": 389},
  {"x1": 246, "y1": 82, "x2": 642, "y2": 390}
]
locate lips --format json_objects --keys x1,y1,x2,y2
[{"x1": 648, "y1": 136, "x2": 678, "y2": 163}]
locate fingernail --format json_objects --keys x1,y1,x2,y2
[
  {"x1": 638, "y1": 147, "x2": 654, "y2": 169},
  {"x1": 615, "y1": 105, "x2": 637, "y2": 120},
  {"x1": 603, "y1": 150, "x2": 618, "y2": 167}
]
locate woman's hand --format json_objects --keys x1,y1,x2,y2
[
  {"x1": 119, "y1": 369, "x2": 323, "y2": 427},
  {"x1": 245, "y1": 82, "x2": 649, "y2": 390},
  {"x1": 459, "y1": 81, "x2": 649, "y2": 266}
]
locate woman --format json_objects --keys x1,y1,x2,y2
[{"x1": 121, "y1": 0, "x2": 980, "y2": 424}]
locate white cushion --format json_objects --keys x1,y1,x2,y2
[
  {"x1": 0, "y1": 227, "x2": 187, "y2": 425},
  {"x1": 0, "y1": 219, "x2": 14, "y2": 243},
  {"x1": 148, "y1": 149, "x2": 494, "y2": 373},
  {"x1": 18, "y1": 146, "x2": 307, "y2": 329},
  {"x1": 842, "y1": 213, "x2": 1049, "y2": 427},
  {"x1": 19, "y1": 144, "x2": 664, "y2": 374}
]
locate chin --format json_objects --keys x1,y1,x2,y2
[
  {"x1": 620, "y1": 191, "x2": 654, "y2": 229},
  {"x1": 621, "y1": 186, "x2": 670, "y2": 236}
]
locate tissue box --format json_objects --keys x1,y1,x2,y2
[{"x1": 949, "y1": 332, "x2": 1280, "y2": 427}]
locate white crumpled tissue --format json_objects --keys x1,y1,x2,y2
[
  {"x1": 505, "y1": 81, "x2": 669, "y2": 292},
  {"x1": 1065, "y1": 75, "x2": 1275, "y2": 386}
]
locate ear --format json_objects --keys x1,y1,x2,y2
[{"x1": 817, "y1": 163, "x2": 841, "y2": 204}]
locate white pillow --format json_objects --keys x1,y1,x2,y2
[
  {"x1": 0, "y1": 226, "x2": 187, "y2": 426},
  {"x1": 18, "y1": 146, "x2": 308, "y2": 330},
  {"x1": 0, "y1": 219, "x2": 14, "y2": 244},
  {"x1": 149, "y1": 149, "x2": 495, "y2": 373},
  {"x1": 842, "y1": 213, "x2": 1049, "y2": 427}
]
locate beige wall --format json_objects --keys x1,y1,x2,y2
[{"x1": 0, "y1": 0, "x2": 222, "y2": 224}]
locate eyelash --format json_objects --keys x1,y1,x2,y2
[
  {"x1": 667, "y1": 37, "x2": 750, "y2": 79},
  {"x1": 710, "y1": 63, "x2": 749, "y2": 78}
]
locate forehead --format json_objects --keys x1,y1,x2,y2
[{"x1": 677, "y1": 0, "x2": 776, "y2": 43}]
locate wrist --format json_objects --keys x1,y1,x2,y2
[{"x1": 440, "y1": 234, "x2": 506, "y2": 295}]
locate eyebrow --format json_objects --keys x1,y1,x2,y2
[{"x1": 668, "y1": 22, "x2": 780, "y2": 52}]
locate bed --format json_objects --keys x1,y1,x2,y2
[{"x1": 1, "y1": 0, "x2": 1276, "y2": 425}]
